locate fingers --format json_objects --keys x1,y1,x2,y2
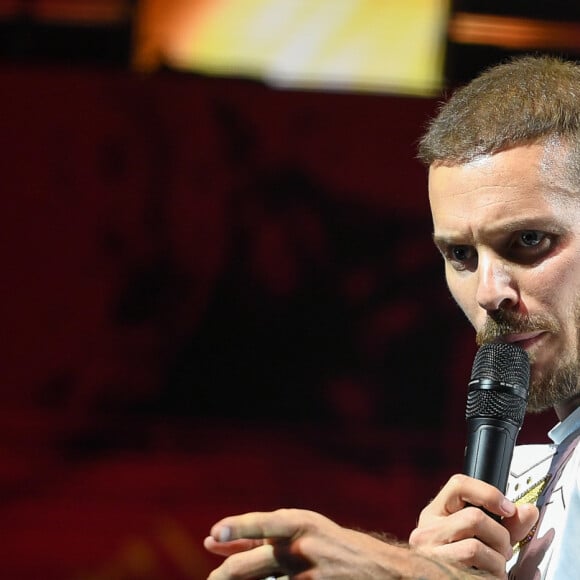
[
  {"x1": 502, "y1": 503, "x2": 539, "y2": 544},
  {"x1": 416, "y1": 537, "x2": 508, "y2": 577},
  {"x1": 409, "y1": 474, "x2": 521, "y2": 576},
  {"x1": 410, "y1": 505, "x2": 513, "y2": 559},
  {"x1": 204, "y1": 536, "x2": 266, "y2": 557},
  {"x1": 207, "y1": 542, "x2": 282, "y2": 580},
  {"x1": 209, "y1": 509, "x2": 330, "y2": 543},
  {"x1": 422, "y1": 474, "x2": 516, "y2": 521},
  {"x1": 206, "y1": 509, "x2": 330, "y2": 580},
  {"x1": 410, "y1": 514, "x2": 509, "y2": 577}
]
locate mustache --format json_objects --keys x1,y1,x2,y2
[{"x1": 476, "y1": 311, "x2": 560, "y2": 346}]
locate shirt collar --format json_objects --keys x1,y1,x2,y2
[{"x1": 548, "y1": 405, "x2": 580, "y2": 445}]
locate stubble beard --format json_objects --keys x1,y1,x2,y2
[{"x1": 475, "y1": 306, "x2": 580, "y2": 414}]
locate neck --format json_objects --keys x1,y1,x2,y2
[{"x1": 554, "y1": 393, "x2": 580, "y2": 422}]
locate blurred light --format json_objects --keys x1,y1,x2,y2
[
  {"x1": 134, "y1": 0, "x2": 449, "y2": 97},
  {"x1": 444, "y1": 3, "x2": 580, "y2": 85},
  {"x1": 449, "y1": 12, "x2": 580, "y2": 50},
  {"x1": 0, "y1": 0, "x2": 132, "y2": 23}
]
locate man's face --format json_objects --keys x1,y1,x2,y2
[{"x1": 428, "y1": 143, "x2": 580, "y2": 416}]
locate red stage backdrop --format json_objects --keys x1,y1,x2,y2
[{"x1": 0, "y1": 66, "x2": 554, "y2": 579}]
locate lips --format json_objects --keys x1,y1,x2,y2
[
  {"x1": 503, "y1": 331, "x2": 545, "y2": 343},
  {"x1": 500, "y1": 331, "x2": 546, "y2": 348}
]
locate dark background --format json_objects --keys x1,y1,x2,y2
[
  {"x1": 2, "y1": 1, "x2": 578, "y2": 576},
  {"x1": 0, "y1": 65, "x2": 557, "y2": 580}
]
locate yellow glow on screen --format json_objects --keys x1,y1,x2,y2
[{"x1": 136, "y1": 0, "x2": 448, "y2": 96}]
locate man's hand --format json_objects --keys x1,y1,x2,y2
[
  {"x1": 408, "y1": 474, "x2": 539, "y2": 579},
  {"x1": 204, "y1": 508, "x2": 486, "y2": 579}
]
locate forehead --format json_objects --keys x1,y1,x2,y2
[{"x1": 428, "y1": 144, "x2": 576, "y2": 237}]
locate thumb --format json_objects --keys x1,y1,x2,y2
[{"x1": 503, "y1": 503, "x2": 539, "y2": 544}]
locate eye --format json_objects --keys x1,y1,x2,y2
[
  {"x1": 509, "y1": 230, "x2": 554, "y2": 263},
  {"x1": 445, "y1": 245, "x2": 477, "y2": 271},
  {"x1": 518, "y1": 230, "x2": 544, "y2": 247},
  {"x1": 452, "y1": 246, "x2": 471, "y2": 261}
]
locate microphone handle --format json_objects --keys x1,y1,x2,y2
[{"x1": 463, "y1": 416, "x2": 519, "y2": 494}]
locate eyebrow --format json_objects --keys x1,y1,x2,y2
[
  {"x1": 432, "y1": 217, "x2": 567, "y2": 249},
  {"x1": 431, "y1": 234, "x2": 462, "y2": 251},
  {"x1": 491, "y1": 216, "x2": 562, "y2": 232}
]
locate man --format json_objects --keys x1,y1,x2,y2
[{"x1": 204, "y1": 55, "x2": 580, "y2": 579}]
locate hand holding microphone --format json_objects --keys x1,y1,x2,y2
[{"x1": 409, "y1": 343, "x2": 537, "y2": 574}]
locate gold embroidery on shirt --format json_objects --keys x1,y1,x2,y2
[
  {"x1": 511, "y1": 474, "x2": 551, "y2": 552},
  {"x1": 514, "y1": 474, "x2": 551, "y2": 506}
]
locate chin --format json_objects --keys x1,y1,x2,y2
[{"x1": 526, "y1": 364, "x2": 580, "y2": 414}]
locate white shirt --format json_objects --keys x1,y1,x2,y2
[{"x1": 506, "y1": 406, "x2": 580, "y2": 579}]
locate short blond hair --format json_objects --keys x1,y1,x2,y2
[{"x1": 418, "y1": 55, "x2": 580, "y2": 187}]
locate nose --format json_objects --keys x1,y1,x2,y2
[{"x1": 475, "y1": 254, "x2": 519, "y2": 313}]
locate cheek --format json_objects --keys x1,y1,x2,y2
[
  {"x1": 529, "y1": 259, "x2": 579, "y2": 315},
  {"x1": 446, "y1": 270, "x2": 479, "y2": 327}
]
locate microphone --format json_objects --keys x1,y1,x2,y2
[{"x1": 463, "y1": 343, "x2": 530, "y2": 495}]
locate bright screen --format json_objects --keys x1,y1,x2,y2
[{"x1": 136, "y1": 0, "x2": 448, "y2": 96}]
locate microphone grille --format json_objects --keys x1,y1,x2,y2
[
  {"x1": 470, "y1": 343, "x2": 530, "y2": 386},
  {"x1": 466, "y1": 389, "x2": 527, "y2": 424},
  {"x1": 466, "y1": 343, "x2": 530, "y2": 425}
]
